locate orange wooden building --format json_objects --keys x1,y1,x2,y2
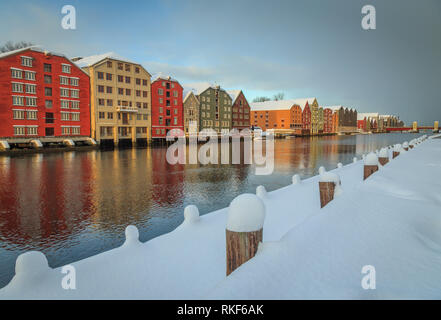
[{"x1": 250, "y1": 99, "x2": 306, "y2": 135}]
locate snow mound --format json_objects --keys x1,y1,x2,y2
[
  {"x1": 256, "y1": 185, "x2": 268, "y2": 199},
  {"x1": 353, "y1": 157, "x2": 358, "y2": 163},
  {"x1": 123, "y1": 225, "x2": 140, "y2": 247},
  {"x1": 184, "y1": 205, "x2": 200, "y2": 223},
  {"x1": 337, "y1": 163, "x2": 343, "y2": 168},
  {"x1": 403, "y1": 141, "x2": 409, "y2": 148},
  {"x1": 393, "y1": 144, "x2": 402, "y2": 152},
  {"x1": 365, "y1": 152, "x2": 379, "y2": 166},
  {"x1": 318, "y1": 166, "x2": 325, "y2": 175},
  {"x1": 379, "y1": 148, "x2": 389, "y2": 158},
  {"x1": 292, "y1": 174, "x2": 301, "y2": 185},
  {"x1": 226, "y1": 194, "x2": 265, "y2": 232}
]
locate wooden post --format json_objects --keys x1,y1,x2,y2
[
  {"x1": 226, "y1": 194, "x2": 265, "y2": 276},
  {"x1": 378, "y1": 157, "x2": 388, "y2": 166},
  {"x1": 226, "y1": 229, "x2": 263, "y2": 276},
  {"x1": 319, "y1": 181, "x2": 335, "y2": 208},
  {"x1": 393, "y1": 151, "x2": 400, "y2": 159},
  {"x1": 364, "y1": 165, "x2": 378, "y2": 180}
]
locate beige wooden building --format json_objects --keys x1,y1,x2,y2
[{"x1": 75, "y1": 53, "x2": 151, "y2": 146}]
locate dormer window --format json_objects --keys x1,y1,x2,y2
[{"x1": 62, "y1": 64, "x2": 71, "y2": 74}]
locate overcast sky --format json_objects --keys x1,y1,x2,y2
[{"x1": 0, "y1": 0, "x2": 440, "y2": 125}]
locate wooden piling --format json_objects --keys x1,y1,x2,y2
[
  {"x1": 364, "y1": 164, "x2": 378, "y2": 180},
  {"x1": 393, "y1": 151, "x2": 400, "y2": 159},
  {"x1": 319, "y1": 181, "x2": 335, "y2": 208},
  {"x1": 378, "y1": 157, "x2": 389, "y2": 166},
  {"x1": 226, "y1": 229, "x2": 263, "y2": 276}
]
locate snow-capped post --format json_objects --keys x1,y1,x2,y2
[
  {"x1": 393, "y1": 144, "x2": 401, "y2": 159},
  {"x1": 364, "y1": 152, "x2": 379, "y2": 180},
  {"x1": 292, "y1": 174, "x2": 301, "y2": 185},
  {"x1": 256, "y1": 185, "x2": 267, "y2": 199},
  {"x1": 353, "y1": 157, "x2": 357, "y2": 163},
  {"x1": 226, "y1": 194, "x2": 265, "y2": 276},
  {"x1": 184, "y1": 205, "x2": 200, "y2": 223},
  {"x1": 337, "y1": 162, "x2": 343, "y2": 168},
  {"x1": 318, "y1": 169, "x2": 341, "y2": 208},
  {"x1": 378, "y1": 147, "x2": 389, "y2": 166},
  {"x1": 13, "y1": 251, "x2": 51, "y2": 285},
  {"x1": 123, "y1": 225, "x2": 141, "y2": 247},
  {"x1": 409, "y1": 140, "x2": 415, "y2": 149},
  {"x1": 403, "y1": 141, "x2": 409, "y2": 151}
]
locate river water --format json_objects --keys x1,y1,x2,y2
[{"x1": 0, "y1": 133, "x2": 423, "y2": 288}]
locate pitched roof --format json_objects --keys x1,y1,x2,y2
[
  {"x1": 182, "y1": 82, "x2": 219, "y2": 96},
  {"x1": 151, "y1": 72, "x2": 179, "y2": 83},
  {"x1": 357, "y1": 112, "x2": 379, "y2": 120},
  {"x1": 227, "y1": 90, "x2": 242, "y2": 104},
  {"x1": 250, "y1": 98, "x2": 315, "y2": 111},
  {"x1": 183, "y1": 90, "x2": 199, "y2": 103},
  {"x1": 74, "y1": 52, "x2": 137, "y2": 68}
]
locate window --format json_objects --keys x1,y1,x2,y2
[
  {"x1": 60, "y1": 88, "x2": 69, "y2": 97},
  {"x1": 27, "y1": 126, "x2": 38, "y2": 135},
  {"x1": 125, "y1": 76, "x2": 131, "y2": 84},
  {"x1": 118, "y1": 88, "x2": 124, "y2": 95},
  {"x1": 158, "y1": 88, "x2": 163, "y2": 95},
  {"x1": 98, "y1": 99, "x2": 105, "y2": 106},
  {"x1": 25, "y1": 71, "x2": 36, "y2": 81},
  {"x1": 44, "y1": 75, "x2": 52, "y2": 84},
  {"x1": 143, "y1": 114, "x2": 148, "y2": 120},
  {"x1": 107, "y1": 61, "x2": 113, "y2": 68},
  {"x1": 61, "y1": 112, "x2": 70, "y2": 121},
  {"x1": 126, "y1": 89, "x2": 131, "y2": 96},
  {"x1": 45, "y1": 87, "x2": 53, "y2": 96},
  {"x1": 136, "y1": 90, "x2": 141, "y2": 97},
  {"x1": 99, "y1": 112, "x2": 105, "y2": 119},
  {"x1": 143, "y1": 103, "x2": 148, "y2": 109},
  {"x1": 136, "y1": 78, "x2": 141, "y2": 85},
  {"x1": 71, "y1": 89, "x2": 79, "y2": 98},
  {"x1": 45, "y1": 112, "x2": 54, "y2": 124},
  {"x1": 71, "y1": 113, "x2": 80, "y2": 121},
  {"x1": 106, "y1": 99, "x2": 113, "y2": 107},
  {"x1": 21, "y1": 56, "x2": 33, "y2": 67},
  {"x1": 118, "y1": 63, "x2": 123, "y2": 70},
  {"x1": 174, "y1": 117, "x2": 177, "y2": 125},
  {"x1": 137, "y1": 114, "x2": 141, "y2": 120},
  {"x1": 143, "y1": 91, "x2": 147, "y2": 97},
  {"x1": 62, "y1": 127, "x2": 70, "y2": 135},
  {"x1": 60, "y1": 76, "x2": 69, "y2": 85},
  {"x1": 142, "y1": 79, "x2": 147, "y2": 86},
  {"x1": 12, "y1": 96, "x2": 24, "y2": 106},
  {"x1": 26, "y1": 97, "x2": 37, "y2": 107},
  {"x1": 14, "y1": 126, "x2": 25, "y2": 136},
  {"x1": 107, "y1": 112, "x2": 113, "y2": 119},
  {"x1": 62, "y1": 64, "x2": 71, "y2": 73},
  {"x1": 71, "y1": 101, "x2": 79, "y2": 109},
  {"x1": 13, "y1": 110, "x2": 25, "y2": 119},
  {"x1": 71, "y1": 78, "x2": 79, "y2": 86},
  {"x1": 159, "y1": 98, "x2": 163, "y2": 104},
  {"x1": 25, "y1": 84, "x2": 36, "y2": 94},
  {"x1": 174, "y1": 99, "x2": 177, "y2": 106},
  {"x1": 12, "y1": 83, "x2": 23, "y2": 93},
  {"x1": 106, "y1": 73, "x2": 112, "y2": 81},
  {"x1": 11, "y1": 69, "x2": 22, "y2": 79},
  {"x1": 98, "y1": 85, "x2": 104, "y2": 93},
  {"x1": 106, "y1": 86, "x2": 112, "y2": 94},
  {"x1": 174, "y1": 108, "x2": 178, "y2": 114},
  {"x1": 135, "y1": 67, "x2": 140, "y2": 73},
  {"x1": 45, "y1": 100, "x2": 53, "y2": 108},
  {"x1": 44, "y1": 64, "x2": 52, "y2": 72},
  {"x1": 173, "y1": 91, "x2": 178, "y2": 97},
  {"x1": 71, "y1": 127, "x2": 80, "y2": 135},
  {"x1": 159, "y1": 116, "x2": 163, "y2": 125},
  {"x1": 125, "y1": 64, "x2": 130, "y2": 72},
  {"x1": 97, "y1": 72, "x2": 104, "y2": 79},
  {"x1": 118, "y1": 75, "x2": 123, "y2": 82},
  {"x1": 61, "y1": 100, "x2": 70, "y2": 109}
]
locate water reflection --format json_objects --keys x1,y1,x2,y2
[{"x1": 0, "y1": 133, "x2": 423, "y2": 288}]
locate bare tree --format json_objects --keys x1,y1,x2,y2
[
  {"x1": 253, "y1": 96, "x2": 271, "y2": 103},
  {"x1": 273, "y1": 92, "x2": 285, "y2": 101},
  {"x1": 0, "y1": 41, "x2": 34, "y2": 53}
]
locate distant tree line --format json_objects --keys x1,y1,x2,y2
[
  {"x1": 0, "y1": 41, "x2": 34, "y2": 53},
  {"x1": 252, "y1": 92, "x2": 285, "y2": 103}
]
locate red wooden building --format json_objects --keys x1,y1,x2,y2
[
  {"x1": 323, "y1": 108, "x2": 333, "y2": 133},
  {"x1": 0, "y1": 47, "x2": 90, "y2": 139},
  {"x1": 151, "y1": 75, "x2": 184, "y2": 138},
  {"x1": 228, "y1": 90, "x2": 250, "y2": 130},
  {"x1": 301, "y1": 102, "x2": 311, "y2": 134}
]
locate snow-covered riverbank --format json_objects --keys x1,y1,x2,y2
[{"x1": 1, "y1": 135, "x2": 440, "y2": 299}]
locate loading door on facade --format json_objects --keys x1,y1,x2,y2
[
  {"x1": 45, "y1": 127, "x2": 54, "y2": 136},
  {"x1": 122, "y1": 113, "x2": 128, "y2": 125}
]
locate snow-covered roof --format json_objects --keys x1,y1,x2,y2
[
  {"x1": 151, "y1": 72, "x2": 179, "y2": 83},
  {"x1": 227, "y1": 90, "x2": 242, "y2": 104},
  {"x1": 183, "y1": 90, "x2": 199, "y2": 103},
  {"x1": 250, "y1": 98, "x2": 315, "y2": 112},
  {"x1": 0, "y1": 46, "x2": 89, "y2": 75},
  {"x1": 182, "y1": 82, "x2": 219, "y2": 96},
  {"x1": 74, "y1": 52, "x2": 137, "y2": 68}
]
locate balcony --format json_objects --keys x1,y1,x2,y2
[{"x1": 116, "y1": 106, "x2": 138, "y2": 113}]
